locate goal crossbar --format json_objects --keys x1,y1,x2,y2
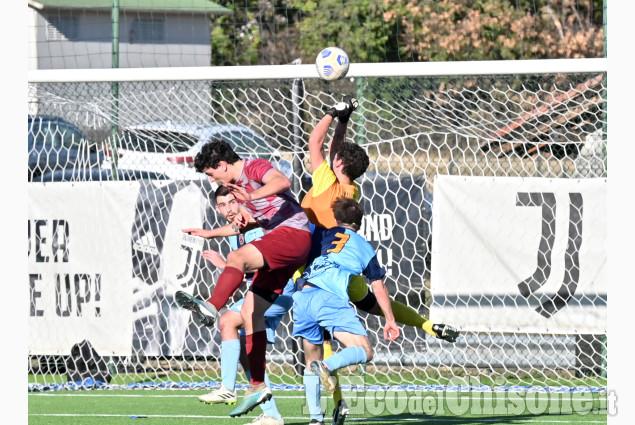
[{"x1": 28, "y1": 58, "x2": 608, "y2": 83}]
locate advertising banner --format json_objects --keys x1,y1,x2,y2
[
  {"x1": 430, "y1": 175, "x2": 607, "y2": 334},
  {"x1": 28, "y1": 174, "x2": 434, "y2": 357},
  {"x1": 28, "y1": 182, "x2": 140, "y2": 355}
]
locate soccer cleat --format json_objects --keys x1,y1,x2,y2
[
  {"x1": 229, "y1": 383, "x2": 273, "y2": 417},
  {"x1": 198, "y1": 384, "x2": 237, "y2": 404},
  {"x1": 432, "y1": 323, "x2": 460, "y2": 343},
  {"x1": 175, "y1": 290, "x2": 218, "y2": 327},
  {"x1": 331, "y1": 399, "x2": 349, "y2": 425},
  {"x1": 309, "y1": 420, "x2": 325, "y2": 425},
  {"x1": 338, "y1": 95, "x2": 358, "y2": 124},
  {"x1": 247, "y1": 413, "x2": 285, "y2": 425},
  {"x1": 310, "y1": 361, "x2": 338, "y2": 394}
]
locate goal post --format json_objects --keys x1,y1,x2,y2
[{"x1": 27, "y1": 58, "x2": 608, "y2": 392}]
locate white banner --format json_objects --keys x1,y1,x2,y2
[
  {"x1": 430, "y1": 175, "x2": 607, "y2": 334},
  {"x1": 148, "y1": 183, "x2": 207, "y2": 356},
  {"x1": 28, "y1": 182, "x2": 140, "y2": 355}
]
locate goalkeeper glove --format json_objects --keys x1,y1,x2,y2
[
  {"x1": 325, "y1": 100, "x2": 350, "y2": 120},
  {"x1": 338, "y1": 95, "x2": 359, "y2": 124}
]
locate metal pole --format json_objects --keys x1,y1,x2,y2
[
  {"x1": 291, "y1": 77, "x2": 305, "y2": 196},
  {"x1": 110, "y1": 0, "x2": 120, "y2": 179},
  {"x1": 601, "y1": 0, "x2": 607, "y2": 380},
  {"x1": 290, "y1": 70, "x2": 306, "y2": 375},
  {"x1": 355, "y1": 77, "x2": 366, "y2": 146},
  {"x1": 603, "y1": 0, "x2": 607, "y2": 174}
]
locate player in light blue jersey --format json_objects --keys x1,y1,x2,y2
[
  {"x1": 293, "y1": 197, "x2": 400, "y2": 421},
  {"x1": 198, "y1": 185, "x2": 291, "y2": 425}
]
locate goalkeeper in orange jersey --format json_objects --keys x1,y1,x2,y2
[{"x1": 298, "y1": 95, "x2": 459, "y2": 425}]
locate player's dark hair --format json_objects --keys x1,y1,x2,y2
[
  {"x1": 194, "y1": 139, "x2": 241, "y2": 172},
  {"x1": 333, "y1": 197, "x2": 364, "y2": 231},
  {"x1": 335, "y1": 142, "x2": 369, "y2": 181},
  {"x1": 214, "y1": 185, "x2": 233, "y2": 204}
]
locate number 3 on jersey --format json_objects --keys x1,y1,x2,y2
[{"x1": 327, "y1": 232, "x2": 350, "y2": 254}]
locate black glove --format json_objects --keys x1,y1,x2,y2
[
  {"x1": 324, "y1": 100, "x2": 350, "y2": 119},
  {"x1": 338, "y1": 95, "x2": 359, "y2": 124}
]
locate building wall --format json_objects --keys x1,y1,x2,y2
[{"x1": 31, "y1": 9, "x2": 212, "y2": 69}]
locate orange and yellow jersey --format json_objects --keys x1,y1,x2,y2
[{"x1": 300, "y1": 160, "x2": 360, "y2": 229}]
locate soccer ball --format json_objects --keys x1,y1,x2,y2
[{"x1": 315, "y1": 47, "x2": 350, "y2": 81}]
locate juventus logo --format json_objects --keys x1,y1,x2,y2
[
  {"x1": 176, "y1": 244, "x2": 196, "y2": 287},
  {"x1": 516, "y1": 192, "x2": 583, "y2": 318},
  {"x1": 176, "y1": 233, "x2": 204, "y2": 288}
]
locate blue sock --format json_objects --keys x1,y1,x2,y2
[
  {"x1": 259, "y1": 371, "x2": 282, "y2": 420},
  {"x1": 304, "y1": 370, "x2": 324, "y2": 421},
  {"x1": 220, "y1": 339, "x2": 241, "y2": 391},
  {"x1": 324, "y1": 346, "x2": 367, "y2": 372}
]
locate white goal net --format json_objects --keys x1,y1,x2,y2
[{"x1": 27, "y1": 59, "x2": 607, "y2": 392}]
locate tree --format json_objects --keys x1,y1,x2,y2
[
  {"x1": 210, "y1": 0, "x2": 604, "y2": 65},
  {"x1": 291, "y1": 0, "x2": 399, "y2": 63},
  {"x1": 383, "y1": 0, "x2": 604, "y2": 61},
  {"x1": 211, "y1": 1, "x2": 304, "y2": 66}
]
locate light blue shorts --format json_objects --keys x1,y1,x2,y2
[
  {"x1": 229, "y1": 292, "x2": 293, "y2": 344},
  {"x1": 292, "y1": 286, "x2": 367, "y2": 345}
]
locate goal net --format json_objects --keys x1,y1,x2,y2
[{"x1": 27, "y1": 59, "x2": 607, "y2": 392}]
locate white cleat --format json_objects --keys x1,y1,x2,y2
[
  {"x1": 247, "y1": 414, "x2": 285, "y2": 425},
  {"x1": 198, "y1": 385, "x2": 237, "y2": 404}
]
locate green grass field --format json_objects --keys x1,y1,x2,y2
[{"x1": 28, "y1": 388, "x2": 608, "y2": 425}]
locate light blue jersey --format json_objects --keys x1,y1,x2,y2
[
  {"x1": 229, "y1": 227, "x2": 264, "y2": 250},
  {"x1": 299, "y1": 226, "x2": 385, "y2": 302},
  {"x1": 229, "y1": 227, "x2": 264, "y2": 280}
]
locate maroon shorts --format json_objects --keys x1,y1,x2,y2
[{"x1": 250, "y1": 226, "x2": 311, "y2": 294}]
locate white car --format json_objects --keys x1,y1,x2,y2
[{"x1": 102, "y1": 121, "x2": 294, "y2": 181}]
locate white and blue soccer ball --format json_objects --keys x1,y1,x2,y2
[{"x1": 315, "y1": 47, "x2": 350, "y2": 81}]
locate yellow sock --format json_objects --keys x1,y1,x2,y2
[
  {"x1": 323, "y1": 341, "x2": 342, "y2": 404},
  {"x1": 388, "y1": 300, "x2": 436, "y2": 337}
]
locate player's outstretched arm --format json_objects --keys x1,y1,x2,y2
[
  {"x1": 370, "y1": 279, "x2": 400, "y2": 341},
  {"x1": 329, "y1": 119, "x2": 347, "y2": 166},
  {"x1": 308, "y1": 114, "x2": 334, "y2": 172},
  {"x1": 182, "y1": 223, "x2": 241, "y2": 239},
  {"x1": 328, "y1": 96, "x2": 358, "y2": 165},
  {"x1": 308, "y1": 96, "x2": 357, "y2": 172}
]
